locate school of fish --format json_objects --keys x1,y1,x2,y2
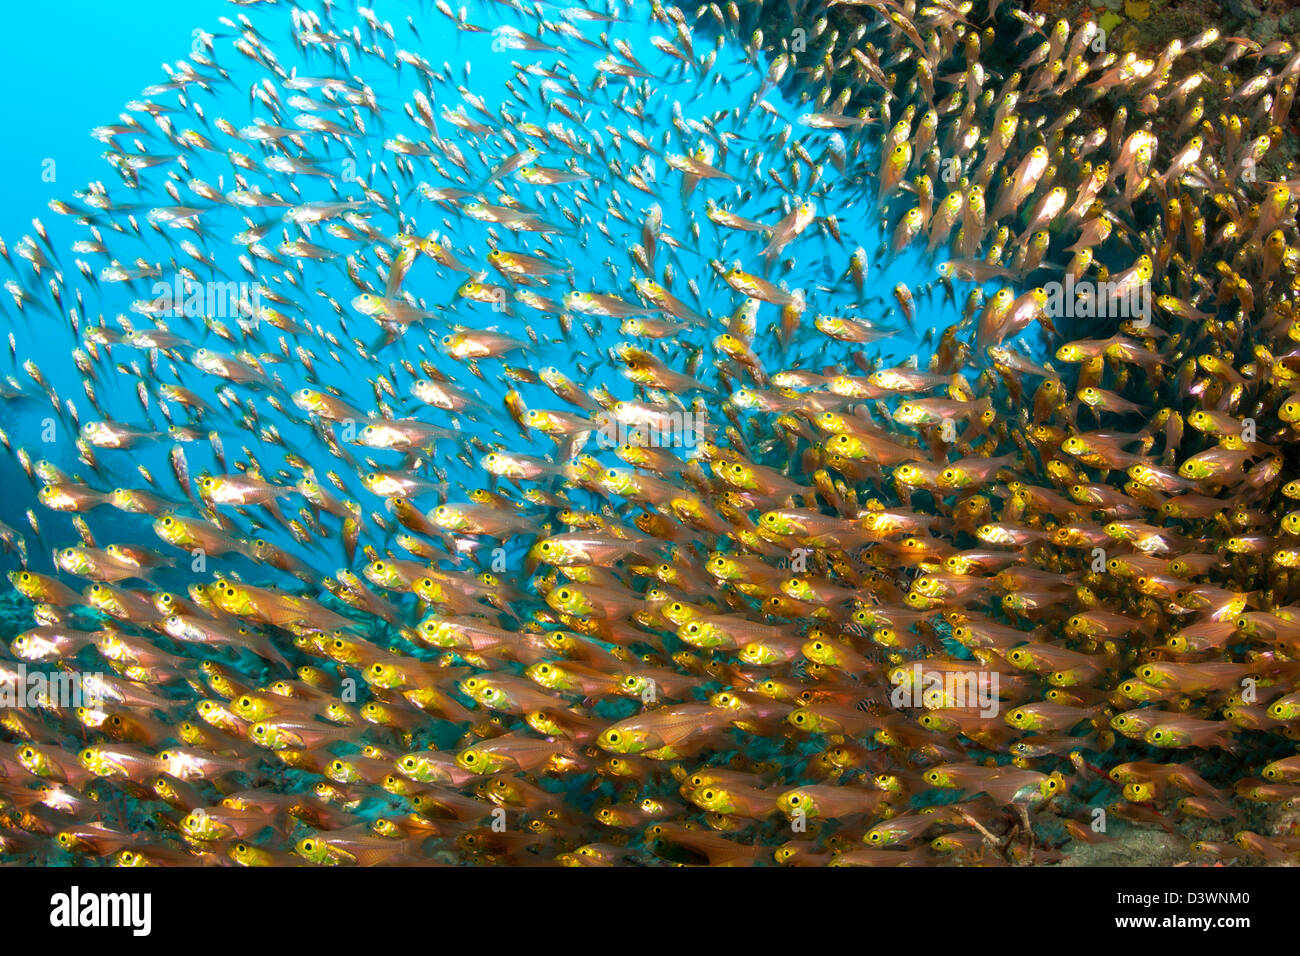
[{"x1": 0, "y1": 0, "x2": 1299, "y2": 866}]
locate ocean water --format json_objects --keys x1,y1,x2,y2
[
  {"x1": 0, "y1": 0, "x2": 235, "y2": 242},
  {"x1": 0, "y1": 0, "x2": 992, "y2": 584}
]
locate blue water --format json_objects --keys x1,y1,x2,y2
[
  {"x1": 0, "y1": 0, "x2": 989, "y2": 586},
  {"x1": 0, "y1": 0, "x2": 234, "y2": 240}
]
